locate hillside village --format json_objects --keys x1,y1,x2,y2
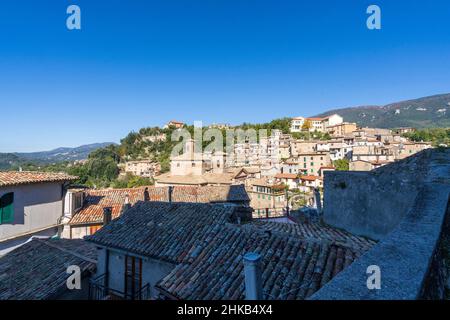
[
  {"x1": 1, "y1": 143, "x2": 449, "y2": 301},
  {"x1": 120, "y1": 115, "x2": 432, "y2": 217},
  {"x1": 1, "y1": 114, "x2": 444, "y2": 301}
]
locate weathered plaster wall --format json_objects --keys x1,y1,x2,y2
[
  {"x1": 0, "y1": 182, "x2": 64, "y2": 241},
  {"x1": 97, "y1": 248, "x2": 175, "y2": 298}
]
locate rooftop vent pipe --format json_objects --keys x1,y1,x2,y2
[{"x1": 243, "y1": 252, "x2": 263, "y2": 300}]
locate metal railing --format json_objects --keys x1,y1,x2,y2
[{"x1": 88, "y1": 273, "x2": 150, "y2": 300}]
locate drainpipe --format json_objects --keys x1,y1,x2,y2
[{"x1": 243, "y1": 252, "x2": 263, "y2": 300}]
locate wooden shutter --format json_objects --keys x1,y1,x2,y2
[{"x1": 0, "y1": 192, "x2": 14, "y2": 224}]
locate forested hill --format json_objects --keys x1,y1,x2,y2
[{"x1": 316, "y1": 93, "x2": 450, "y2": 129}]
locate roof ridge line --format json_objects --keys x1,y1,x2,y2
[{"x1": 36, "y1": 239, "x2": 97, "y2": 264}]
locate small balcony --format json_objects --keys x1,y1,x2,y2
[{"x1": 88, "y1": 273, "x2": 150, "y2": 300}]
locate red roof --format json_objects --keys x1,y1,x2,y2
[
  {"x1": 300, "y1": 175, "x2": 320, "y2": 181},
  {"x1": 275, "y1": 173, "x2": 298, "y2": 179},
  {"x1": 70, "y1": 185, "x2": 250, "y2": 225},
  {"x1": 0, "y1": 171, "x2": 77, "y2": 187}
]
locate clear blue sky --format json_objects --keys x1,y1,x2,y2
[{"x1": 1, "y1": 0, "x2": 449, "y2": 152}]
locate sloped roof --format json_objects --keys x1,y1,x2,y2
[
  {"x1": 69, "y1": 188, "x2": 145, "y2": 225},
  {"x1": 87, "y1": 200, "x2": 375, "y2": 300},
  {"x1": 156, "y1": 223, "x2": 364, "y2": 300},
  {"x1": 69, "y1": 185, "x2": 250, "y2": 225},
  {"x1": 275, "y1": 173, "x2": 298, "y2": 179},
  {"x1": 300, "y1": 175, "x2": 321, "y2": 181},
  {"x1": 155, "y1": 172, "x2": 236, "y2": 185},
  {"x1": 85, "y1": 201, "x2": 238, "y2": 264},
  {"x1": 0, "y1": 239, "x2": 96, "y2": 300},
  {"x1": 0, "y1": 171, "x2": 77, "y2": 187},
  {"x1": 249, "y1": 220, "x2": 376, "y2": 253}
]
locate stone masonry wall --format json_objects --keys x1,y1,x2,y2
[
  {"x1": 323, "y1": 149, "x2": 434, "y2": 240},
  {"x1": 312, "y1": 148, "x2": 450, "y2": 300}
]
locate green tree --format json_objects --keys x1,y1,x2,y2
[{"x1": 334, "y1": 158, "x2": 349, "y2": 171}]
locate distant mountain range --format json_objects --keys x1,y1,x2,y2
[
  {"x1": 1, "y1": 93, "x2": 449, "y2": 171},
  {"x1": 316, "y1": 93, "x2": 450, "y2": 129},
  {"x1": 0, "y1": 143, "x2": 115, "y2": 170}
]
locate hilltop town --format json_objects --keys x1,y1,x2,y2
[
  {"x1": 2, "y1": 113, "x2": 447, "y2": 301},
  {"x1": 121, "y1": 115, "x2": 432, "y2": 218}
]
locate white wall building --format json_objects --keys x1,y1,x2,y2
[
  {"x1": 290, "y1": 117, "x2": 305, "y2": 132},
  {"x1": 0, "y1": 172, "x2": 76, "y2": 256}
]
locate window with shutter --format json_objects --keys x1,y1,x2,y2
[{"x1": 0, "y1": 192, "x2": 14, "y2": 224}]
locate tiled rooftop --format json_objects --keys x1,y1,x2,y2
[
  {"x1": 86, "y1": 201, "x2": 238, "y2": 264},
  {"x1": 69, "y1": 187, "x2": 145, "y2": 225},
  {"x1": 275, "y1": 173, "x2": 298, "y2": 179},
  {"x1": 155, "y1": 172, "x2": 237, "y2": 185},
  {"x1": 249, "y1": 220, "x2": 376, "y2": 253},
  {"x1": 0, "y1": 239, "x2": 96, "y2": 300},
  {"x1": 87, "y1": 201, "x2": 374, "y2": 300},
  {"x1": 0, "y1": 171, "x2": 77, "y2": 187},
  {"x1": 69, "y1": 185, "x2": 250, "y2": 225},
  {"x1": 157, "y1": 224, "x2": 361, "y2": 300}
]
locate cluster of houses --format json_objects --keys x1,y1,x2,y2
[
  {"x1": 0, "y1": 146, "x2": 448, "y2": 300},
  {"x1": 0, "y1": 116, "x2": 435, "y2": 300},
  {"x1": 0, "y1": 170, "x2": 375, "y2": 300},
  {"x1": 126, "y1": 115, "x2": 430, "y2": 216}
]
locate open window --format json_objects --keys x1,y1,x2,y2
[{"x1": 0, "y1": 192, "x2": 14, "y2": 224}]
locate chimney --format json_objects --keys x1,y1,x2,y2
[
  {"x1": 103, "y1": 207, "x2": 112, "y2": 226},
  {"x1": 168, "y1": 186, "x2": 173, "y2": 203},
  {"x1": 314, "y1": 188, "x2": 322, "y2": 214},
  {"x1": 144, "y1": 188, "x2": 150, "y2": 202},
  {"x1": 243, "y1": 252, "x2": 263, "y2": 300}
]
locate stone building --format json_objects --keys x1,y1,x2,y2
[{"x1": 124, "y1": 160, "x2": 161, "y2": 178}]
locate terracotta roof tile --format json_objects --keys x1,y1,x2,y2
[
  {"x1": 156, "y1": 223, "x2": 365, "y2": 300},
  {"x1": 275, "y1": 173, "x2": 298, "y2": 179},
  {"x1": 0, "y1": 239, "x2": 96, "y2": 299},
  {"x1": 87, "y1": 201, "x2": 374, "y2": 300},
  {"x1": 69, "y1": 185, "x2": 250, "y2": 225},
  {"x1": 86, "y1": 202, "x2": 238, "y2": 264},
  {"x1": 300, "y1": 175, "x2": 320, "y2": 181},
  {"x1": 0, "y1": 171, "x2": 77, "y2": 187},
  {"x1": 249, "y1": 220, "x2": 376, "y2": 253}
]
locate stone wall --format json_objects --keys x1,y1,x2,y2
[
  {"x1": 311, "y1": 148, "x2": 450, "y2": 300},
  {"x1": 323, "y1": 149, "x2": 435, "y2": 240}
]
